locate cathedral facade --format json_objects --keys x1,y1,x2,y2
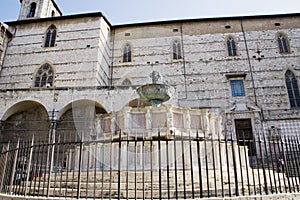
[{"x1": 0, "y1": 0, "x2": 300, "y2": 145}]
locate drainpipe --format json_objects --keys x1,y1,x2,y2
[
  {"x1": 240, "y1": 17, "x2": 258, "y2": 106},
  {"x1": 180, "y1": 24, "x2": 188, "y2": 98},
  {"x1": 110, "y1": 29, "x2": 115, "y2": 87},
  {"x1": 240, "y1": 18, "x2": 265, "y2": 138}
]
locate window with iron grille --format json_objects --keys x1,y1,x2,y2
[
  {"x1": 285, "y1": 70, "x2": 300, "y2": 108},
  {"x1": 230, "y1": 79, "x2": 245, "y2": 97}
]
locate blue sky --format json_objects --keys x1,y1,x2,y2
[{"x1": 0, "y1": 0, "x2": 299, "y2": 25}]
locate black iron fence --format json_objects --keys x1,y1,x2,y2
[{"x1": 0, "y1": 132, "x2": 300, "y2": 199}]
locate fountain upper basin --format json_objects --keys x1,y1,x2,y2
[{"x1": 137, "y1": 84, "x2": 174, "y2": 107}]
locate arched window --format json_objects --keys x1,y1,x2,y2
[
  {"x1": 285, "y1": 70, "x2": 300, "y2": 108},
  {"x1": 277, "y1": 33, "x2": 290, "y2": 54},
  {"x1": 122, "y1": 78, "x2": 132, "y2": 86},
  {"x1": 27, "y1": 2, "x2": 36, "y2": 18},
  {"x1": 44, "y1": 25, "x2": 57, "y2": 47},
  {"x1": 34, "y1": 64, "x2": 54, "y2": 87},
  {"x1": 123, "y1": 44, "x2": 131, "y2": 62},
  {"x1": 227, "y1": 37, "x2": 237, "y2": 57},
  {"x1": 173, "y1": 40, "x2": 182, "y2": 60}
]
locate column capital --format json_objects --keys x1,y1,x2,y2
[{"x1": 48, "y1": 109, "x2": 59, "y2": 121}]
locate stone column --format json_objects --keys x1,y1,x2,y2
[
  {"x1": 146, "y1": 108, "x2": 151, "y2": 131},
  {"x1": 124, "y1": 107, "x2": 131, "y2": 132},
  {"x1": 47, "y1": 110, "x2": 59, "y2": 174},
  {"x1": 49, "y1": 121, "x2": 59, "y2": 144},
  {"x1": 48, "y1": 108, "x2": 59, "y2": 140}
]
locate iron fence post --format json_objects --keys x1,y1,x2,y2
[
  {"x1": 117, "y1": 131, "x2": 122, "y2": 200},
  {"x1": 0, "y1": 143, "x2": 9, "y2": 193},
  {"x1": 196, "y1": 131, "x2": 203, "y2": 198},
  {"x1": 230, "y1": 134, "x2": 239, "y2": 196},
  {"x1": 181, "y1": 130, "x2": 186, "y2": 199},
  {"x1": 281, "y1": 136, "x2": 291, "y2": 193},
  {"x1": 217, "y1": 132, "x2": 224, "y2": 197},
  {"x1": 8, "y1": 141, "x2": 19, "y2": 194},
  {"x1": 76, "y1": 141, "x2": 83, "y2": 199},
  {"x1": 158, "y1": 131, "x2": 162, "y2": 199},
  {"x1": 24, "y1": 137, "x2": 34, "y2": 196},
  {"x1": 188, "y1": 131, "x2": 195, "y2": 199}
]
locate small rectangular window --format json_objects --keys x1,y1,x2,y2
[
  {"x1": 274, "y1": 23, "x2": 281, "y2": 26},
  {"x1": 230, "y1": 80, "x2": 245, "y2": 97}
]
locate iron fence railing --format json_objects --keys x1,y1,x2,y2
[{"x1": 0, "y1": 132, "x2": 299, "y2": 199}]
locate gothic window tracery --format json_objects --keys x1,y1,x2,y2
[
  {"x1": 285, "y1": 70, "x2": 300, "y2": 108},
  {"x1": 34, "y1": 64, "x2": 54, "y2": 87},
  {"x1": 173, "y1": 40, "x2": 182, "y2": 60},
  {"x1": 44, "y1": 25, "x2": 57, "y2": 47},
  {"x1": 226, "y1": 36, "x2": 237, "y2": 57},
  {"x1": 123, "y1": 44, "x2": 132, "y2": 62},
  {"x1": 277, "y1": 33, "x2": 290, "y2": 54}
]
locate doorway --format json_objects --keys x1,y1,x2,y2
[{"x1": 235, "y1": 119, "x2": 256, "y2": 157}]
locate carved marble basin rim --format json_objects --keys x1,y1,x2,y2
[{"x1": 137, "y1": 84, "x2": 174, "y2": 106}]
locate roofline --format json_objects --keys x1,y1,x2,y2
[
  {"x1": 4, "y1": 12, "x2": 299, "y2": 29},
  {"x1": 5, "y1": 12, "x2": 112, "y2": 27},
  {"x1": 113, "y1": 12, "x2": 300, "y2": 28},
  {"x1": 51, "y1": 0, "x2": 62, "y2": 16}
]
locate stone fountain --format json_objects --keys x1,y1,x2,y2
[{"x1": 136, "y1": 71, "x2": 174, "y2": 107}]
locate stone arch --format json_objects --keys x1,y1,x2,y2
[
  {"x1": 56, "y1": 100, "x2": 107, "y2": 142},
  {"x1": 1, "y1": 101, "x2": 50, "y2": 143}
]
